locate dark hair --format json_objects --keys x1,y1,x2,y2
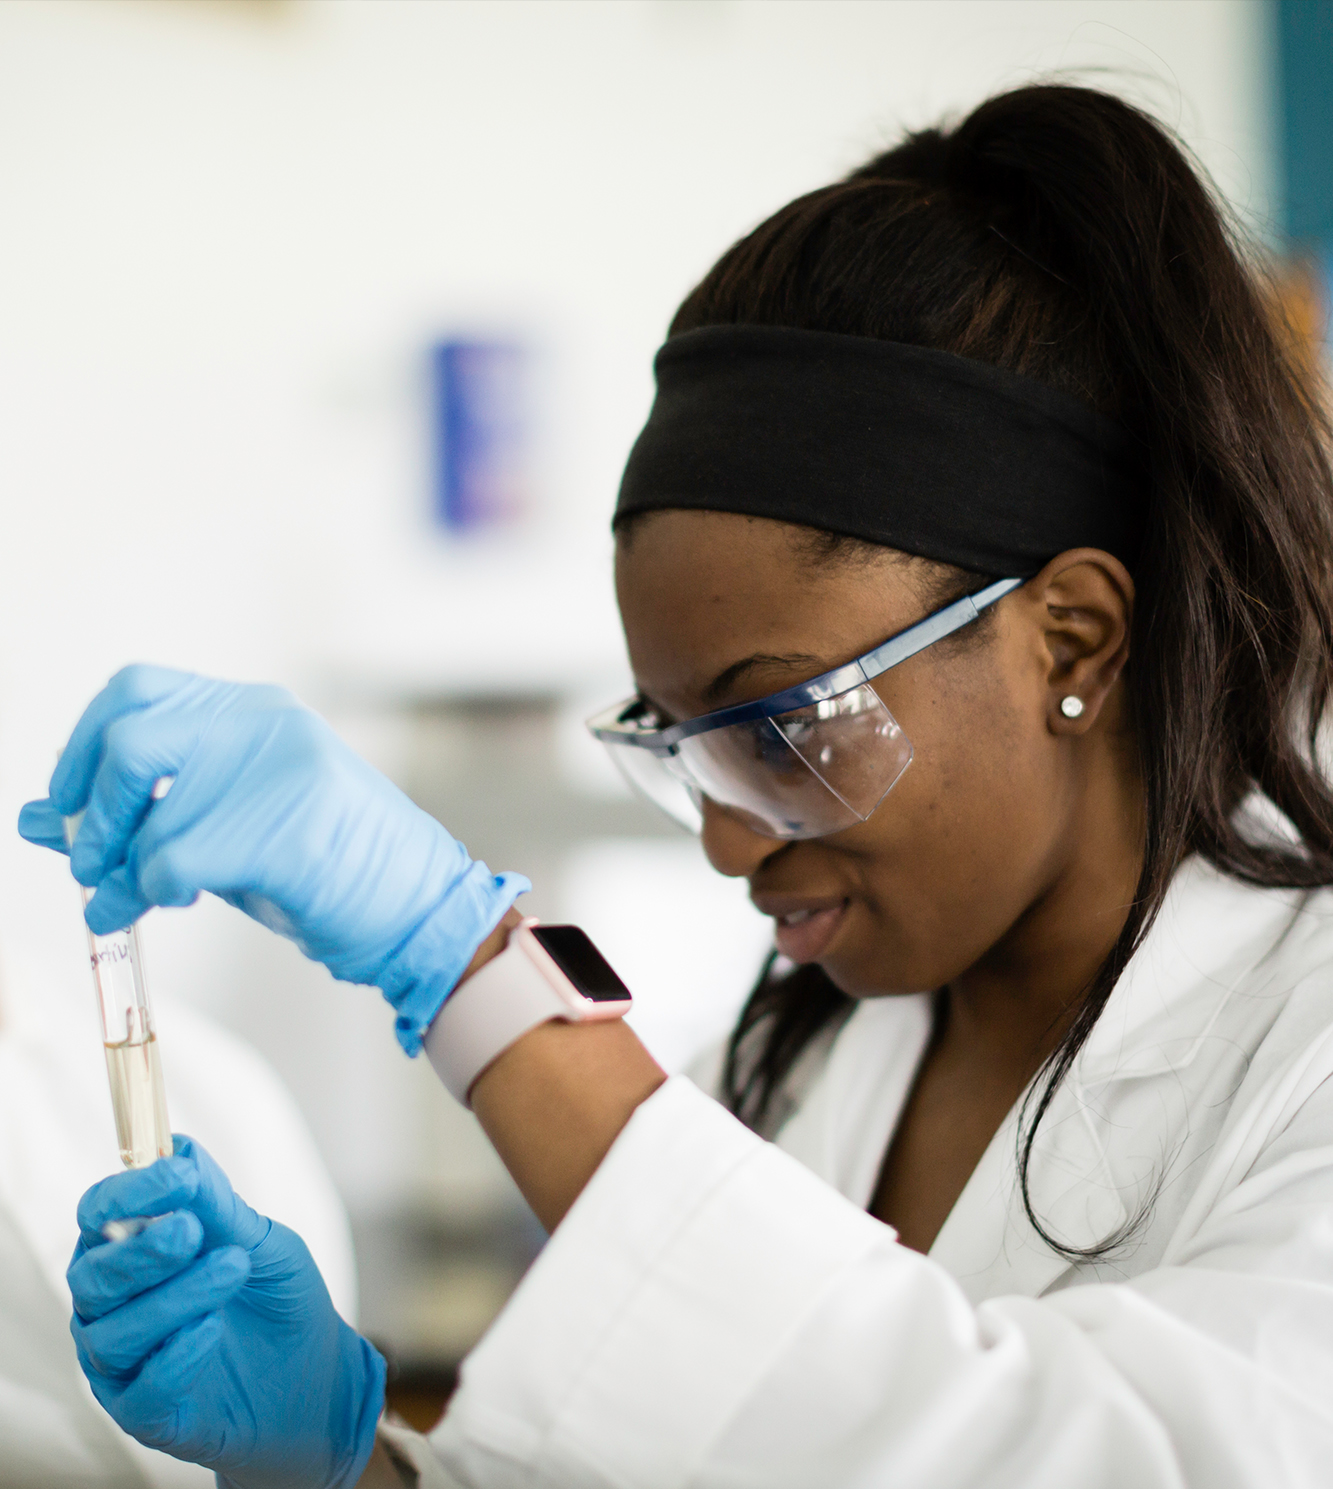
[{"x1": 670, "y1": 84, "x2": 1333, "y2": 1257}]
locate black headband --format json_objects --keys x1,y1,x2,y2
[{"x1": 614, "y1": 325, "x2": 1146, "y2": 575}]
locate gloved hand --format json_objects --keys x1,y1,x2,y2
[
  {"x1": 18, "y1": 665, "x2": 527, "y2": 1052},
  {"x1": 67, "y1": 1136, "x2": 385, "y2": 1489}
]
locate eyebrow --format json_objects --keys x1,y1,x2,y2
[{"x1": 701, "y1": 651, "x2": 829, "y2": 708}]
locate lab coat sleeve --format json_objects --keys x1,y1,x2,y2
[{"x1": 423, "y1": 1075, "x2": 1333, "y2": 1489}]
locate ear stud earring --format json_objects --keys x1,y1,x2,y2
[{"x1": 1060, "y1": 695, "x2": 1085, "y2": 719}]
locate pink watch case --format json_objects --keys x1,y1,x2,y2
[{"x1": 424, "y1": 917, "x2": 632, "y2": 1104}]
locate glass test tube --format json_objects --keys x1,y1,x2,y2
[{"x1": 65, "y1": 811, "x2": 172, "y2": 1170}]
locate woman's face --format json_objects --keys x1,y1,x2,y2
[{"x1": 615, "y1": 510, "x2": 1135, "y2": 998}]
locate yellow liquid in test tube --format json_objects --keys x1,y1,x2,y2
[
  {"x1": 65, "y1": 810, "x2": 172, "y2": 1169},
  {"x1": 103, "y1": 1033, "x2": 171, "y2": 1170}
]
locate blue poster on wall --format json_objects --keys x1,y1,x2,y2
[{"x1": 431, "y1": 340, "x2": 533, "y2": 532}]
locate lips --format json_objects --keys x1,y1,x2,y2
[{"x1": 752, "y1": 893, "x2": 850, "y2": 963}]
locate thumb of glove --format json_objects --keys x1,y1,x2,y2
[{"x1": 172, "y1": 1137, "x2": 270, "y2": 1253}]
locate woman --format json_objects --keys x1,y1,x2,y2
[{"x1": 20, "y1": 84, "x2": 1333, "y2": 1486}]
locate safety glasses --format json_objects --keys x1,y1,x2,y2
[{"x1": 588, "y1": 576, "x2": 1023, "y2": 840}]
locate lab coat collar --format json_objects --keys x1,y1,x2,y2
[
  {"x1": 775, "y1": 855, "x2": 1312, "y2": 1301},
  {"x1": 1072, "y1": 855, "x2": 1308, "y2": 1086}
]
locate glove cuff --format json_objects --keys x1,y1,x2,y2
[
  {"x1": 383, "y1": 864, "x2": 530, "y2": 1056},
  {"x1": 337, "y1": 1332, "x2": 388, "y2": 1489}
]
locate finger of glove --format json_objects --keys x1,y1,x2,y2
[
  {"x1": 85, "y1": 708, "x2": 301, "y2": 923},
  {"x1": 126, "y1": 706, "x2": 329, "y2": 911},
  {"x1": 79, "y1": 1138, "x2": 269, "y2": 1255},
  {"x1": 50, "y1": 666, "x2": 196, "y2": 816},
  {"x1": 171, "y1": 1136, "x2": 270, "y2": 1251},
  {"x1": 74, "y1": 1245, "x2": 248, "y2": 1379},
  {"x1": 244, "y1": 1217, "x2": 335, "y2": 1318},
  {"x1": 16, "y1": 799, "x2": 71, "y2": 853},
  {"x1": 69, "y1": 1211, "x2": 205, "y2": 1321},
  {"x1": 79, "y1": 1312, "x2": 224, "y2": 1445},
  {"x1": 122, "y1": 791, "x2": 259, "y2": 918},
  {"x1": 75, "y1": 704, "x2": 211, "y2": 886},
  {"x1": 132, "y1": 836, "x2": 262, "y2": 933},
  {"x1": 82, "y1": 859, "x2": 202, "y2": 937},
  {"x1": 134, "y1": 725, "x2": 448, "y2": 979},
  {"x1": 78, "y1": 1153, "x2": 201, "y2": 1249}
]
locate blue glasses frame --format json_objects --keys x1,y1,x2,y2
[{"x1": 590, "y1": 576, "x2": 1025, "y2": 753}]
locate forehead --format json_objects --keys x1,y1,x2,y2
[{"x1": 614, "y1": 510, "x2": 924, "y2": 712}]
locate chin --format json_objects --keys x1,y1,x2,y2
[{"x1": 817, "y1": 951, "x2": 928, "y2": 1000}]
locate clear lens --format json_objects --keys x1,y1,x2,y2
[
  {"x1": 674, "y1": 716, "x2": 848, "y2": 837},
  {"x1": 595, "y1": 684, "x2": 912, "y2": 840},
  {"x1": 770, "y1": 685, "x2": 913, "y2": 824},
  {"x1": 605, "y1": 735, "x2": 703, "y2": 832}
]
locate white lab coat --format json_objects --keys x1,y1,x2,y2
[
  {"x1": 0, "y1": 957, "x2": 356, "y2": 1489},
  {"x1": 383, "y1": 855, "x2": 1333, "y2": 1487}
]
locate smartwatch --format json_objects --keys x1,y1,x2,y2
[{"x1": 424, "y1": 917, "x2": 633, "y2": 1105}]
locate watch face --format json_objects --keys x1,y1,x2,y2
[{"x1": 530, "y1": 925, "x2": 632, "y2": 1003}]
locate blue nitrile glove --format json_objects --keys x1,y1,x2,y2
[
  {"x1": 18, "y1": 665, "x2": 527, "y2": 1053},
  {"x1": 67, "y1": 1136, "x2": 385, "y2": 1489}
]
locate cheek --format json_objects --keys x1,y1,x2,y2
[
  {"x1": 882, "y1": 660, "x2": 1042, "y2": 845},
  {"x1": 915, "y1": 677, "x2": 1037, "y2": 820},
  {"x1": 825, "y1": 666, "x2": 1067, "y2": 992}
]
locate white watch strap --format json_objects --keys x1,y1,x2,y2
[{"x1": 424, "y1": 936, "x2": 571, "y2": 1105}]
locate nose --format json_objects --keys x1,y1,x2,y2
[{"x1": 699, "y1": 797, "x2": 786, "y2": 878}]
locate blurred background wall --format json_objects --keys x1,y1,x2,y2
[
  {"x1": 1274, "y1": 1, "x2": 1333, "y2": 358},
  {"x1": 0, "y1": 0, "x2": 1312, "y2": 1411}
]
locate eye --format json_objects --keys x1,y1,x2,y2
[
  {"x1": 747, "y1": 724, "x2": 796, "y2": 767},
  {"x1": 623, "y1": 697, "x2": 671, "y2": 731}
]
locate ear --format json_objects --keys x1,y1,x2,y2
[{"x1": 1023, "y1": 549, "x2": 1135, "y2": 736}]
